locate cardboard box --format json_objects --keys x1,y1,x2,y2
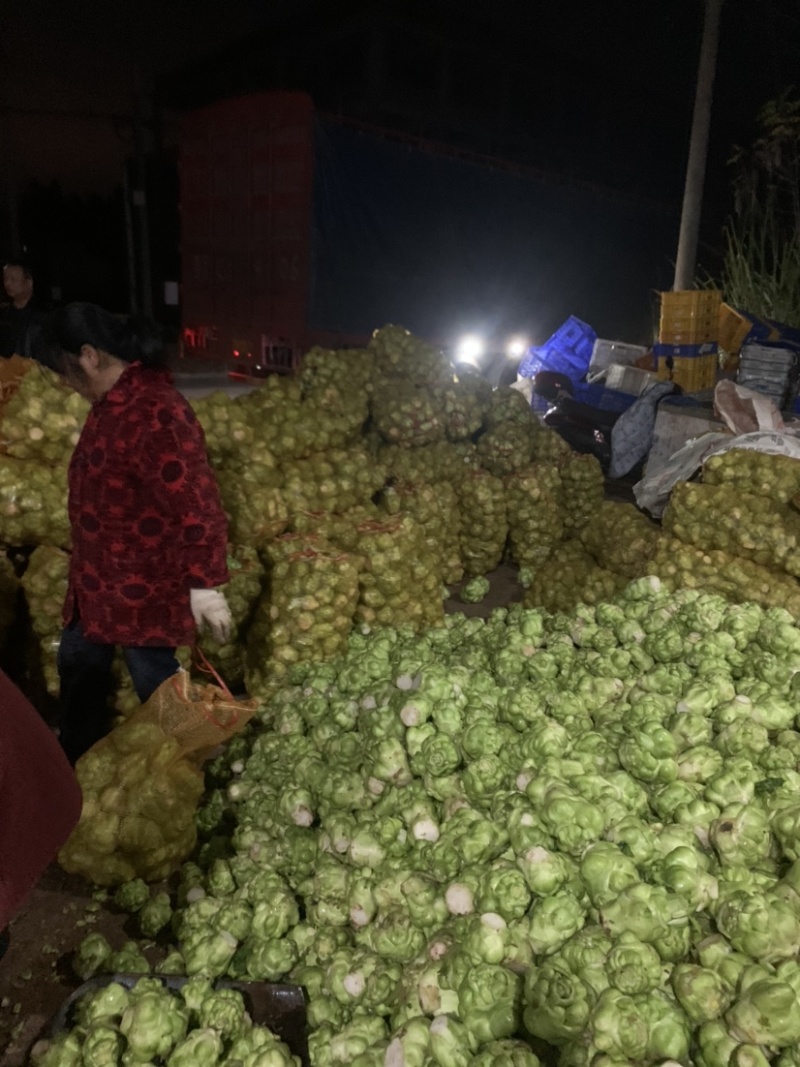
[
  {"x1": 646, "y1": 401, "x2": 727, "y2": 477},
  {"x1": 605, "y1": 363, "x2": 658, "y2": 396}
]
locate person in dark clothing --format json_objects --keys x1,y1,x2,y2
[{"x1": 0, "y1": 258, "x2": 47, "y2": 358}]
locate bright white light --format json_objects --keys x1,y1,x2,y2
[
  {"x1": 456, "y1": 335, "x2": 484, "y2": 364},
  {"x1": 507, "y1": 337, "x2": 528, "y2": 358}
]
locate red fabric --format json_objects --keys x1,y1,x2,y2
[
  {"x1": 65, "y1": 363, "x2": 229, "y2": 646},
  {"x1": 0, "y1": 670, "x2": 82, "y2": 928}
]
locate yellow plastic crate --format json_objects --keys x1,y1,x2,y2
[
  {"x1": 656, "y1": 352, "x2": 718, "y2": 393},
  {"x1": 659, "y1": 290, "x2": 722, "y2": 345},
  {"x1": 718, "y1": 304, "x2": 753, "y2": 356}
]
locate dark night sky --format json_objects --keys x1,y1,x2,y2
[
  {"x1": 2, "y1": 0, "x2": 799, "y2": 335},
  {"x1": 2, "y1": 0, "x2": 799, "y2": 195}
]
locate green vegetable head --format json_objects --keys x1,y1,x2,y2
[
  {"x1": 716, "y1": 890, "x2": 800, "y2": 963},
  {"x1": 429, "y1": 1014, "x2": 479, "y2": 1067},
  {"x1": 466, "y1": 1040, "x2": 541, "y2": 1067},
  {"x1": 578, "y1": 842, "x2": 639, "y2": 908},
  {"x1": 528, "y1": 891, "x2": 585, "y2": 956},
  {"x1": 120, "y1": 989, "x2": 188, "y2": 1062},
  {"x1": 522, "y1": 960, "x2": 593, "y2": 1044},
  {"x1": 726, "y1": 978, "x2": 800, "y2": 1046},
  {"x1": 671, "y1": 963, "x2": 733, "y2": 1024},
  {"x1": 457, "y1": 963, "x2": 521, "y2": 1043},
  {"x1": 606, "y1": 931, "x2": 663, "y2": 995},
  {"x1": 165, "y1": 1028, "x2": 223, "y2": 1067}
]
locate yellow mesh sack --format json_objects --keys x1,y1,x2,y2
[{"x1": 59, "y1": 662, "x2": 258, "y2": 886}]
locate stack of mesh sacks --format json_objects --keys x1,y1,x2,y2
[
  {"x1": 580, "y1": 501, "x2": 662, "y2": 580},
  {"x1": 664, "y1": 481, "x2": 800, "y2": 578},
  {"x1": 476, "y1": 388, "x2": 539, "y2": 476},
  {"x1": 246, "y1": 535, "x2": 362, "y2": 697},
  {"x1": 651, "y1": 450, "x2": 800, "y2": 614},
  {"x1": 21, "y1": 544, "x2": 70, "y2": 697},
  {"x1": 504, "y1": 464, "x2": 564, "y2": 570},
  {"x1": 353, "y1": 514, "x2": 444, "y2": 630},
  {"x1": 0, "y1": 364, "x2": 86, "y2": 549},
  {"x1": 281, "y1": 448, "x2": 386, "y2": 518},
  {"x1": 457, "y1": 469, "x2": 508, "y2": 577},
  {"x1": 523, "y1": 540, "x2": 625, "y2": 614},
  {"x1": 382, "y1": 480, "x2": 462, "y2": 586}
]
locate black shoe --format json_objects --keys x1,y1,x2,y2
[{"x1": 0, "y1": 929, "x2": 9, "y2": 960}]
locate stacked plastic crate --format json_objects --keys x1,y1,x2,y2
[{"x1": 654, "y1": 290, "x2": 721, "y2": 392}]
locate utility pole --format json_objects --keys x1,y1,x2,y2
[{"x1": 673, "y1": 0, "x2": 724, "y2": 291}]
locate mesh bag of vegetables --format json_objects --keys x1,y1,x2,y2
[
  {"x1": 437, "y1": 480, "x2": 463, "y2": 585},
  {"x1": 369, "y1": 324, "x2": 453, "y2": 386},
  {"x1": 371, "y1": 381, "x2": 444, "y2": 447},
  {"x1": 0, "y1": 456, "x2": 70, "y2": 548},
  {"x1": 59, "y1": 671, "x2": 257, "y2": 885},
  {"x1": 381, "y1": 480, "x2": 462, "y2": 584},
  {"x1": 246, "y1": 545, "x2": 362, "y2": 695},
  {"x1": 0, "y1": 362, "x2": 88, "y2": 463},
  {"x1": 650, "y1": 535, "x2": 800, "y2": 616},
  {"x1": 532, "y1": 426, "x2": 573, "y2": 462},
  {"x1": 380, "y1": 440, "x2": 479, "y2": 486},
  {"x1": 457, "y1": 468, "x2": 508, "y2": 577},
  {"x1": 301, "y1": 344, "x2": 376, "y2": 398},
  {"x1": 195, "y1": 545, "x2": 266, "y2": 687},
  {"x1": 290, "y1": 505, "x2": 380, "y2": 553},
  {"x1": 431, "y1": 372, "x2": 492, "y2": 441},
  {"x1": 245, "y1": 375, "x2": 366, "y2": 460},
  {"x1": 523, "y1": 539, "x2": 625, "y2": 613},
  {"x1": 557, "y1": 452, "x2": 605, "y2": 537},
  {"x1": 191, "y1": 391, "x2": 254, "y2": 468},
  {"x1": 580, "y1": 500, "x2": 662, "y2": 578},
  {"x1": 21, "y1": 544, "x2": 70, "y2": 697},
  {"x1": 485, "y1": 385, "x2": 537, "y2": 430},
  {"x1": 281, "y1": 448, "x2": 387, "y2": 517},
  {"x1": 219, "y1": 477, "x2": 289, "y2": 550},
  {"x1": 504, "y1": 464, "x2": 564, "y2": 569},
  {"x1": 302, "y1": 344, "x2": 375, "y2": 392},
  {"x1": 353, "y1": 514, "x2": 444, "y2": 630},
  {"x1": 302, "y1": 382, "x2": 370, "y2": 446},
  {"x1": 703, "y1": 447, "x2": 800, "y2": 504},
  {"x1": 664, "y1": 481, "x2": 800, "y2": 577},
  {"x1": 476, "y1": 422, "x2": 537, "y2": 477}
]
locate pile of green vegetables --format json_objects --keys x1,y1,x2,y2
[
  {"x1": 10, "y1": 332, "x2": 800, "y2": 717},
  {"x1": 74, "y1": 578, "x2": 800, "y2": 1065},
  {"x1": 32, "y1": 976, "x2": 300, "y2": 1067}
]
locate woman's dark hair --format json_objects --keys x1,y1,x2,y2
[{"x1": 33, "y1": 302, "x2": 166, "y2": 373}]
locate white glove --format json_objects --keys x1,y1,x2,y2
[{"x1": 190, "y1": 588, "x2": 233, "y2": 644}]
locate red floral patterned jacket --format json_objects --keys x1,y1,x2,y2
[
  {"x1": 65, "y1": 362, "x2": 229, "y2": 646},
  {"x1": 0, "y1": 669, "x2": 82, "y2": 928}
]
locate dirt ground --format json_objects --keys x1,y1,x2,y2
[{"x1": 0, "y1": 563, "x2": 528, "y2": 1065}]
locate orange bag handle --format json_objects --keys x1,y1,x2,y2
[{"x1": 191, "y1": 644, "x2": 234, "y2": 700}]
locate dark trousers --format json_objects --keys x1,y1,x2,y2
[{"x1": 57, "y1": 620, "x2": 179, "y2": 765}]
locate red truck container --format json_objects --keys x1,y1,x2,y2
[
  {"x1": 180, "y1": 92, "x2": 316, "y2": 373},
  {"x1": 178, "y1": 91, "x2": 676, "y2": 375}
]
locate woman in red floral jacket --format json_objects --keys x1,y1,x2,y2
[{"x1": 40, "y1": 303, "x2": 232, "y2": 764}]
